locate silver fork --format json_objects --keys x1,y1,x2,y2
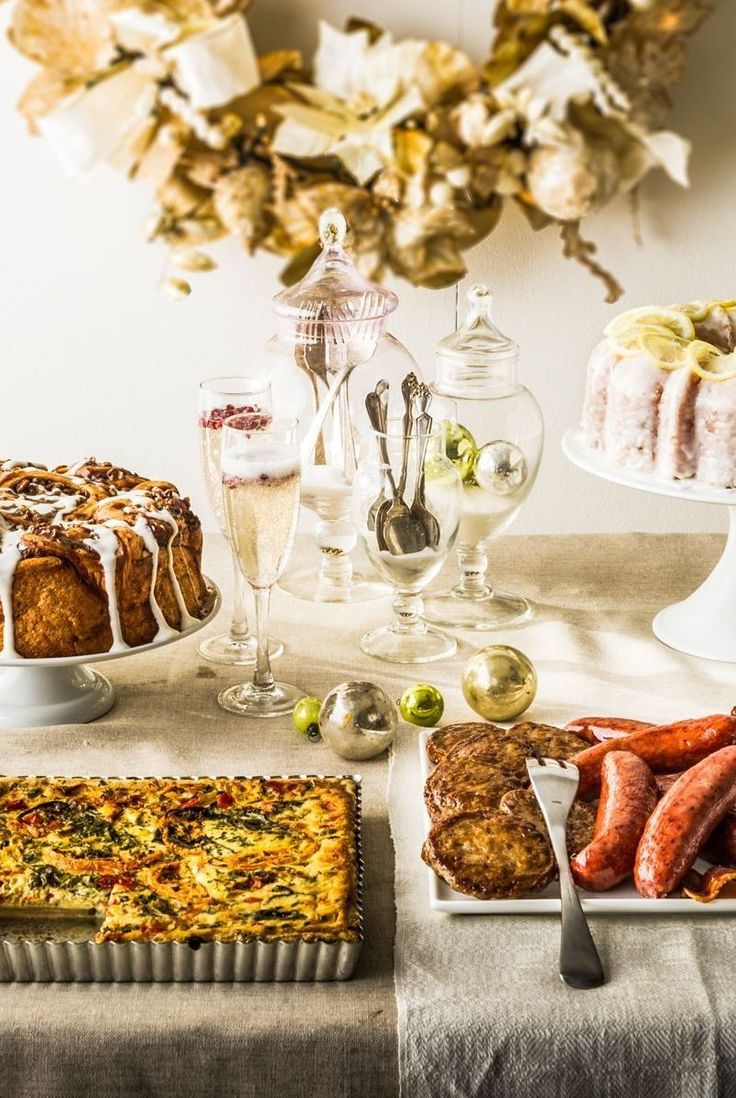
[{"x1": 526, "y1": 756, "x2": 605, "y2": 990}]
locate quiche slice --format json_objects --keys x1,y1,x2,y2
[
  {"x1": 0, "y1": 775, "x2": 361, "y2": 946},
  {"x1": 0, "y1": 777, "x2": 168, "y2": 910}
]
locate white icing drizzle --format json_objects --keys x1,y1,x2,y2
[
  {"x1": 0, "y1": 523, "x2": 23, "y2": 657},
  {"x1": 131, "y1": 515, "x2": 178, "y2": 641},
  {"x1": 82, "y1": 524, "x2": 129, "y2": 653},
  {"x1": 0, "y1": 492, "x2": 82, "y2": 523},
  {"x1": 112, "y1": 492, "x2": 198, "y2": 630},
  {"x1": 0, "y1": 459, "x2": 47, "y2": 472},
  {"x1": 160, "y1": 508, "x2": 199, "y2": 629},
  {"x1": 64, "y1": 458, "x2": 89, "y2": 476}
]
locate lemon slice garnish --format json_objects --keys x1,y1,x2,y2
[
  {"x1": 639, "y1": 331, "x2": 689, "y2": 371},
  {"x1": 674, "y1": 300, "x2": 710, "y2": 322},
  {"x1": 687, "y1": 340, "x2": 736, "y2": 381},
  {"x1": 608, "y1": 323, "x2": 683, "y2": 358},
  {"x1": 604, "y1": 307, "x2": 694, "y2": 341}
]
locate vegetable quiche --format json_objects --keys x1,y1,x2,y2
[{"x1": 0, "y1": 776, "x2": 361, "y2": 944}]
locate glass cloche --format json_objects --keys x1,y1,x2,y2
[
  {"x1": 423, "y1": 284, "x2": 544, "y2": 629},
  {"x1": 264, "y1": 209, "x2": 420, "y2": 603}
]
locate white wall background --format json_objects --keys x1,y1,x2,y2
[{"x1": 1, "y1": 1, "x2": 734, "y2": 535}]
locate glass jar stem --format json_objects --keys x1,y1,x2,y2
[
  {"x1": 392, "y1": 591, "x2": 426, "y2": 634},
  {"x1": 252, "y1": 586, "x2": 275, "y2": 692},
  {"x1": 229, "y1": 553, "x2": 251, "y2": 643},
  {"x1": 454, "y1": 545, "x2": 493, "y2": 600},
  {"x1": 315, "y1": 500, "x2": 356, "y2": 599}
]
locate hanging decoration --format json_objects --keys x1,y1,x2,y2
[{"x1": 6, "y1": 0, "x2": 713, "y2": 299}]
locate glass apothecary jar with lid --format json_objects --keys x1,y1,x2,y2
[
  {"x1": 423, "y1": 284, "x2": 544, "y2": 629},
  {"x1": 264, "y1": 209, "x2": 420, "y2": 604}
]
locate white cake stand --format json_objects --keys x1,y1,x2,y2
[
  {"x1": 0, "y1": 578, "x2": 221, "y2": 729},
  {"x1": 563, "y1": 429, "x2": 736, "y2": 663}
]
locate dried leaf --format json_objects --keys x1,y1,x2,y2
[
  {"x1": 158, "y1": 173, "x2": 211, "y2": 218},
  {"x1": 170, "y1": 248, "x2": 217, "y2": 271},
  {"x1": 415, "y1": 41, "x2": 479, "y2": 107},
  {"x1": 213, "y1": 163, "x2": 271, "y2": 249},
  {"x1": 278, "y1": 242, "x2": 321, "y2": 285},
  {"x1": 183, "y1": 145, "x2": 238, "y2": 188},
  {"x1": 134, "y1": 125, "x2": 186, "y2": 190},
  {"x1": 162, "y1": 276, "x2": 192, "y2": 298},
  {"x1": 258, "y1": 50, "x2": 303, "y2": 84},
  {"x1": 10, "y1": 0, "x2": 114, "y2": 74},
  {"x1": 393, "y1": 129, "x2": 433, "y2": 177},
  {"x1": 558, "y1": 0, "x2": 608, "y2": 45},
  {"x1": 17, "y1": 68, "x2": 80, "y2": 132}
]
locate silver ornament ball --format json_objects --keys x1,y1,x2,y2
[
  {"x1": 319, "y1": 681, "x2": 398, "y2": 761},
  {"x1": 474, "y1": 440, "x2": 528, "y2": 495}
]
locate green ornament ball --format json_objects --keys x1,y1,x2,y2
[
  {"x1": 292, "y1": 696, "x2": 322, "y2": 741},
  {"x1": 443, "y1": 420, "x2": 478, "y2": 484},
  {"x1": 399, "y1": 683, "x2": 445, "y2": 727}
]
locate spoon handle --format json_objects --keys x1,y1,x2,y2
[
  {"x1": 301, "y1": 360, "x2": 352, "y2": 466},
  {"x1": 412, "y1": 412, "x2": 432, "y2": 506}
]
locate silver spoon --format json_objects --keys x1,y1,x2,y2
[
  {"x1": 410, "y1": 385, "x2": 441, "y2": 550},
  {"x1": 397, "y1": 373, "x2": 418, "y2": 500},
  {"x1": 375, "y1": 390, "x2": 427, "y2": 557},
  {"x1": 365, "y1": 388, "x2": 390, "y2": 549}
]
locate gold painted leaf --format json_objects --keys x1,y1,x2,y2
[
  {"x1": 162, "y1": 276, "x2": 192, "y2": 298},
  {"x1": 213, "y1": 163, "x2": 271, "y2": 249},
  {"x1": 170, "y1": 248, "x2": 217, "y2": 271},
  {"x1": 415, "y1": 41, "x2": 479, "y2": 106},
  {"x1": 558, "y1": 0, "x2": 607, "y2": 44},
  {"x1": 17, "y1": 68, "x2": 80, "y2": 131},
  {"x1": 393, "y1": 129, "x2": 433, "y2": 176},
  {"x1": 258, "y1": 49, "x2": 303, "y2": 84},
  {"x1": 10, "y1": 0, "x2": 115, "y2": 74}
]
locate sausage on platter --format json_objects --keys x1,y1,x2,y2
[
  {"x1": 564, "y1": 717, "x2": 653, "y2": 745},
  {"x1": 634, "y1": 745, "x2": 736, "y2": 899},
  {"x1": 570, "y1": 751, "x2": 658, "y2": 891},
  {"x1": 573, "y1": 711, "x2": 736, "y2": 796}
]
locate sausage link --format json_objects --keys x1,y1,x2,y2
[
  {"x1": 703, "y1": 811, "x2": 736, "y2": 866},
  {"x1": 634, "y1": 745, "x2": 736, "y2": 899},
  {"x1": 570, "y1": 751, "x2": 658, "y2": 891},
  {"x1": 564, "y1": 717, "x2": 653, "y2": 745},
  {"x1": 573, "y1": 712, "x2": 736, "y2": 797}
]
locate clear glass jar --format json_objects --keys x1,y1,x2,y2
[
  {"x1": 423, "y1": 284, "x2": 544, "y2": 629},
  {"x1": 353, "y1": 421, "x2": 463, "y2": 663},
  {"x1": 264, "y1": 209, "x2": 420, "y2": 603}
]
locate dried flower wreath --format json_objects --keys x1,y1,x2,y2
[{"x1": 7, "y1": 0, "x2": 712, "y2": 298}]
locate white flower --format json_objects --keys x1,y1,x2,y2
[
  {"x1": 37, "y1": 14, "x2": 260, "y2": 176},
  {"x1": 272, "y1": 21, "x2": 426, "y2": 185}
]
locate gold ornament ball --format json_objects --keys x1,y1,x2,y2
[{"x1": 462, "y1": 645, "x2": 537, "y2": 722}]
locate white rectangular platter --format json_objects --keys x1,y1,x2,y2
[{"x1": 418, "y1": 728, "x2": 736, "y2": 915}]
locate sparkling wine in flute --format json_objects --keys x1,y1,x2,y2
[
  {"x1": 199, "y1": 401, "x2": 272, "y2": 535},
  {"x1": 222, "y1": 447, "x2": 301, "y2": 589},
  {"x1": 218, "y1": 416, "x2": 305, "y2": 718},
  {"x1": 196, "y1": 377, "x2": 281, "y2": 668}
]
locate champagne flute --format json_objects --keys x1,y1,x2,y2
[
  {"x1": 198, "y1": 377, "x2": 283, "y2": 664},
  {"x1": 218, "y1": 415, "x2": 305, "y2": 717}
]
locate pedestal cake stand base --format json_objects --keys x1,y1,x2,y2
[
  {"x1": 0, "y1": 578, "x2": 221, "y2": 728},
  {"x1": 563, "y1": 429, "x2": 736, "y2": 664}
]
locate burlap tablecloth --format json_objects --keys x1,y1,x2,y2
[{"x1": 0, "y1": 532, "x2": 732, "y2": 1098}]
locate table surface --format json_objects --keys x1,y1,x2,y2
[{"x1": 0, "y1": 531, "x2": 728, "y2": 1098}]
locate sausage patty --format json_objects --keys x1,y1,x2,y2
[
  {"x1": 424, "y1": 757, "x2": 523, "y2": 823},
  {"x1": 426, "y1": 722, "x2": 504, "y2": 765},
  {"x1": 422, "y1": 810, "x2": 555, "y2": 899},
  {"x1": 499, "y1": 787, "x2": 596, "y2": 857}
]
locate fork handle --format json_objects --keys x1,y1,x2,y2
[{"x1": 548, "y1": 824, "x2": 605, "y2": 990}]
